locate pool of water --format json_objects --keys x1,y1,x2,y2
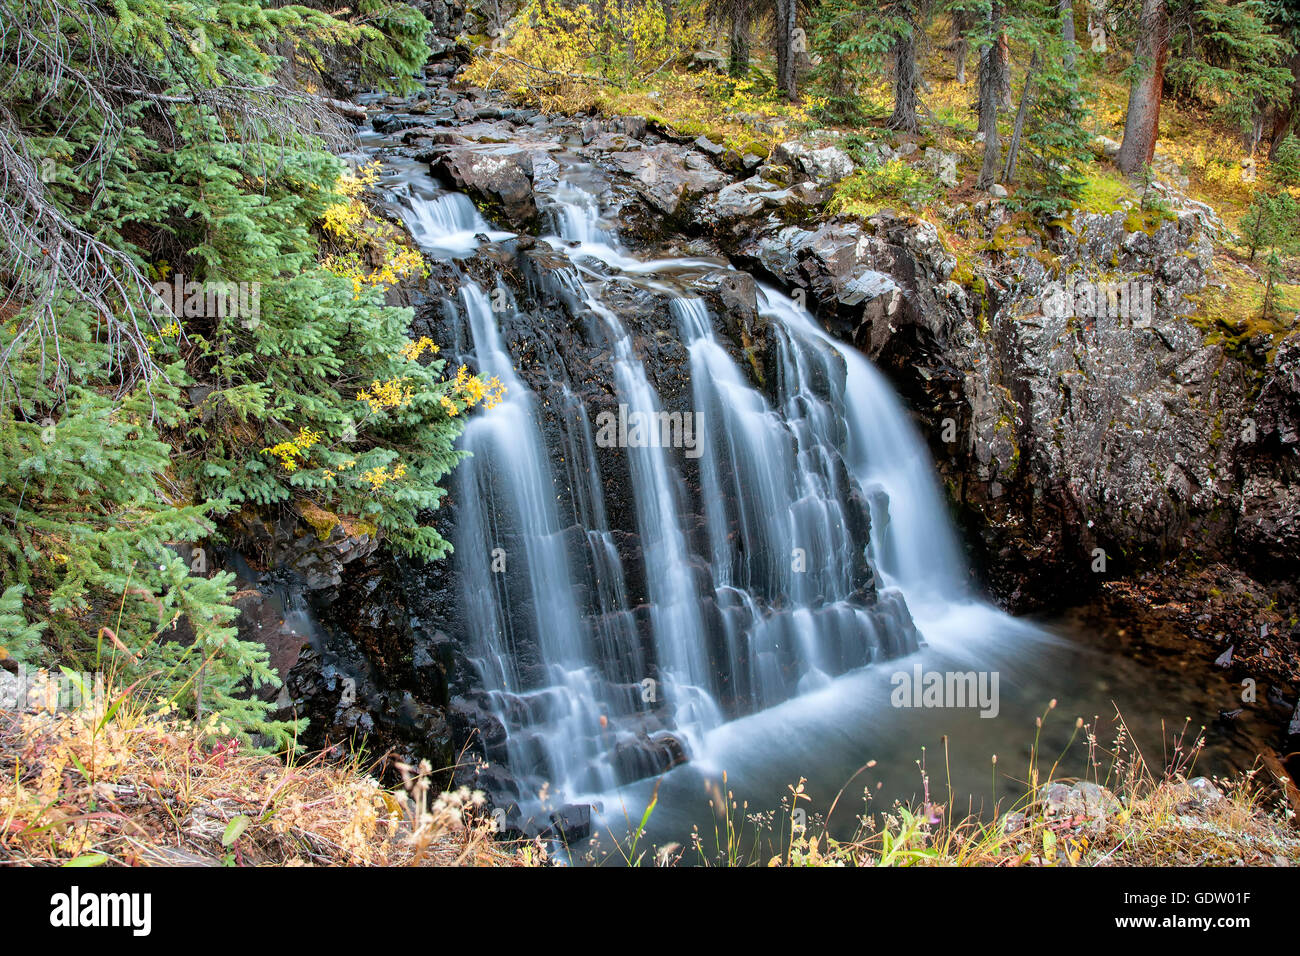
[{"x1": 568, "y1": 601, "x2": 1280, "y2": 865}]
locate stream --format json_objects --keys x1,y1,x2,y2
[{"x1": 350, "y1": 106, "x2": 1283, "y2": 865}]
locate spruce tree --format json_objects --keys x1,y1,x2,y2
[{"x1": 0, "y1": 0, "x2": 476, "y2": 745}]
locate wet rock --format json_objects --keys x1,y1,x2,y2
[
  {"x1": 610, "y1": 731, "x2": 689, "y2": 780},
  {"x1": 231, "y1": 590, "x2": 309, "y2": 701},
  {"x1": 588, "y1": 131, "x2": 641, "y2": 152},
  {"x1": 549, "y1": 803, "x2": 593, "y2": 841},
  {"x1": 694, "y1": 270, "x2": 774, "y2": 382},
  {"x1": 429, "y1": 145, "x2": 538, "y2": 229},
  {"x1": 373, "y1": 113, "x2": 427, "y2": 135},
  {"x1": 606, "y1": 144, "x2": 731, "y2": 218},
  {"x1": 278, "y1": 550, "x2": 455, "y2": 780}
]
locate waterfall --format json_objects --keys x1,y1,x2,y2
[
  {"x1": 393, "y1": 179, "x2": 514, "y2": 257},
  {"x1": 755, "y1": 290, "x2": 972, "y2": 618},
  {"x1": 385, "y1": 147, "x2": 982, "y2": 825},
  {"x1": 451, "y1": 283, "x2": 619, "y2": 797}
]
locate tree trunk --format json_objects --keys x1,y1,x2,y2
[
  {"x1": 1061, "y1": 0, "x2": 1076, "y2": 72},
  {"x1": 1116, "y1": 0, "x2": 1169, "y2": 176},
  {"x1": 889, "y1": 5, "x2": 920, "y2": 132},
  {"x1": 1003, "y1": 51, "x2": 1040, "y2": 183},
  {"x1": 954, "y1": 8, "x2": 970, "y2": 84},
  {"x1": 977, "y1": 7, "x2": 1003, "y2": 190},
  {"x1": 996, "y1": 32, "x2": 1012, "y2": 108},
  {"x1": 774, "y1": 0, "x2": 798, "y2": 99},
  {"x1": 729, "y1": 0, "x2": 751, "y2": 77},
  {"x1": 1268, "y1": 50, "x2": 1300, "y2": 156}
]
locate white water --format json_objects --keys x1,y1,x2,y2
[{"x1": 384, "y1": 146, "x2": 1027, "y2": 829}]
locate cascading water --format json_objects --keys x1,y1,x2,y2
[
  {"x1": 372, "y1": 137, "x2": 1001, "y2": 829},
  {"x1": 757, "y1": 290, "x2": 971, "y2": 613},
  {"x1": 450, "y1": 282, "x2": 622, "y2": 797}
]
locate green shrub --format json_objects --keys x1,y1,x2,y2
[
  {"x1": 0, "y1": 0, "x2": 469, "y2": 745},
  {"x1": 828, "y1": 160, "x2": 940, "y2": 216}
]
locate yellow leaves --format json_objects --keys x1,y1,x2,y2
[
  {"x1": 320, "y1": 163, "x2": 382, "y2": 240},
  {"x1": 359, "y1": 461, "x2": 407, "y2": 490},
  {"x1": 464, "y1": 0, "x2": 713, "y2": 103},
  {"x1": 143, "y1": 319, "x2": 181, "y2": 346},
  {"x1": 333, "y1": 160, "x2": 381, "y2": 202},
  {"x1": 324, "y1": 241, "x2": 427, "y2": 295},
  {"x1": 261, "y1": 426, "x2": 322, "y2": 472},
  {"x1": 439, "y1": 365, "x2": 506, "y2": 419},
  {"x1": 319, "y1": 160, "x2": 428, "y2": 295},
  {"x1": 321, "y1": 458, "x2": 358, "y2": 484},
  {"x1": 320, "y1": 199, "x2": 365, "y2": 241},
  {"x1": 399, "y1": 336, "x2": 439, "y2": 362},
  {"x1": 356, "y1": 377, "x2": 414, "y2": 414}
]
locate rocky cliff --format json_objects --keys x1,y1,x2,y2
[{"x1": 253, "y1": 50, "x2": 1299, "y2": 793}]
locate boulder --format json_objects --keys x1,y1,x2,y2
[
  {"x1": 771, "y1": 140, "x2": 855, "y2": 187},
  {"x1": 1093, "y1": 135, "x2": 1121, "y2": 159},
  {"x1": 711, "y1": 176, "x2": 824, "y2": 227},
  {"x1": 429, "y1": 145, "x2": 537, "y2": 229},
  {"x1": 607, "y1": 144, "x2": 731, "y2": 217},
  {"x1": 921, "y1": 147, "x2": 959, "y2": 187},
  {"x1": 1036, "y1": 780, "x2": 1120, "y2": 819}
]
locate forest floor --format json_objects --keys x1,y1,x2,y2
[{"x1": 464, "y1": 16, "x2": 1300, "y2": 327}]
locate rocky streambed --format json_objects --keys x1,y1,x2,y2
[{"x1": 208, "y1": 46, "x2": 1299, "y2": 843}]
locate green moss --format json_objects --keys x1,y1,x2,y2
[
  {"x1": 1078, "y1": 169, "x2": 1137, "y2": 215},
  {"x1": 1122, "y1": 206, "x2": 1172, "y2": 236}
]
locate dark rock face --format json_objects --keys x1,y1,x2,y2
[
  {"x1": 187, "y1": 510, "x2": 453, "y2": 773},
  {"x1": 264, "y1": 61, "x2": 1300, "y2": 798},
  {"x1": 1241, "y1": 335, "x2": 1300, "y2": 568},
  {"x1": 277, "y1": 549, "x2": 456, "y2": 776},
  {"x1": 413, "y1": 0, "x2": 464, "y2": 37},
  {"x1": 429, "y1": 145, "x2": 539, "y2": 230}
]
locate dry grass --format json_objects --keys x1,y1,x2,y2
[
  {"x1": 0, "y1": 704, "x2": 535, "y2": 867},
  {"x1": 3, "y1": 693, "x2": 1294, "y2": 868},
  {"x1": 670, "y1": 707, "x2": 1300, "y2": 867}
]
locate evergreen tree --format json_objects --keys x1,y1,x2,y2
[
  {"x1": 810, "y1": 0, "x2": 931, "y2": 128},
  {"x1": 1117, "y1": 0, "x2": 1171, "y2": 175},
  {"x1": 1262, "y1": 247, "x2": 1286, "y2": 319},
  {"x1": 1166, "y1": 0, "x2": 1295, "y2": 152},
  {"x1": 0, "y1": 0, "x2": 482, "y2": 744},
  {"x1": 809, "y1": 0, "x2": 873, "y2": 123},
  {"x1": 1268, "y1": 132, "x2": 1300, "y2": 185},
  {"x1": 1240, "y1": 189, "x2": 1299, "y2": 259}
]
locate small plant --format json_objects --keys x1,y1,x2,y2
[
  {"x1": 1240, "y1": 190, "x2": 1300, "y2": 261},
  {"x1": 1268, "y1": 134, "x2": 1300, "y2": 188},
  {"x1": 828, "y1": 159, "x2": 940, "y2": 217},
  {"x1": 1261, "y1": 249, "x2": 1286, "y2": 321}
]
